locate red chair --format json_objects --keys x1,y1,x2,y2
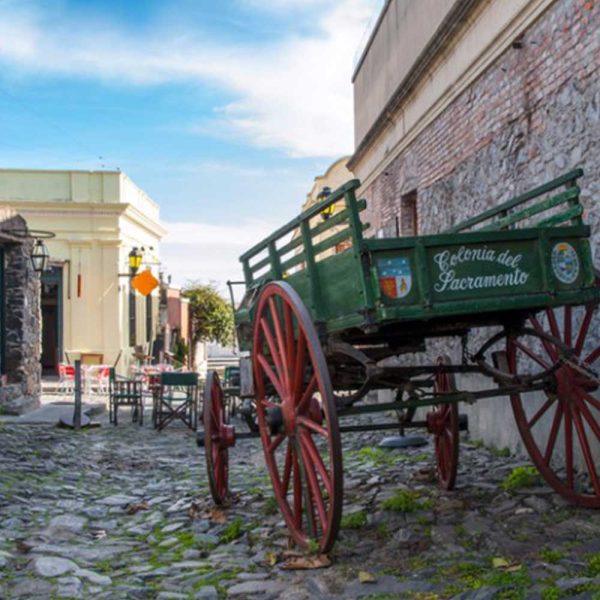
[{"x1": 57, "y1": 363, "x2": 75, "y2": 398}]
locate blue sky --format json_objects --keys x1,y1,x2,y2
[{"x1": 0, "y1": 0, "x2": 382, "y2": 287}]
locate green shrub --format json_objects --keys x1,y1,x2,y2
[
  {"x1": 341, "y1": 511, "x2": 367, "y2": 529},
  {"x1": 500, "y1": 466, "x2": 541, "y2": 491},
  {"x1": 220, "y1": 517, "x2": 244, "y2": 543},
  {"x1": 381, "y1": 490, "x2": 428, "y2": 513}
]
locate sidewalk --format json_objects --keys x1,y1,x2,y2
[{"x1": 0, "y1": 384, "x2": 107, "y2": 425}]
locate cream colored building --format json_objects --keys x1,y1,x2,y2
[{"x1": 0, "y1": 169, "x2": 166, "y2": 374}]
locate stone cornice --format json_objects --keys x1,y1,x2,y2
[
  {"x1": 4, "y1": 201, "x2": 167, "y2": 240},
  {"x1": 349, "y1": 0, "x2": 483, "y2": 171}
]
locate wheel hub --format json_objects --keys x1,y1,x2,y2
[
  {"x1": 218, "y1": 424, "x2": 236, "y2": 449},
  {"x1": 426, "y1": 409, "x2": 445, "y2": 435},
  {"x1": 266, "y1": 405, "x2": 285, "y2": 435},
  {"x1": 555, "y1": 363, "x2": 597, "y2": 401}
]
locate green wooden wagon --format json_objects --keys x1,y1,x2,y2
[{"x1": 199, "y1": 168, "x2": 600, "y2": 553}]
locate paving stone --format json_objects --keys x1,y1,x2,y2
[
  {"x1": 76, "y1": 568, "x2": 112, "y2": 586},
  {"x1": 48, "y1": 514, "x2": 87, "y2": 533},
  {"x1": 11, "y1": 577, "x2": 54, "y2": 598},
  {"x1": 452, "y1": 587, "x2": 500, "y2": 599},
  {"x1": 2, "y1": 416, "x2": 600, "y2": 599},
  {"x1": 32, "y1": 555, "x2": 79, "y2": 577},
  {"x1": 99, "y1": 494, "x2": 140, "y2": 506},
  {"x1": 194, "y1": 586, "x2": 219, "y2": 599},
  {"x1": 56, "y1": 576, "x2": 83, "y2": 598},
  {"x1": 226, "y1": 579, "x2": 287, "y2": 596}
]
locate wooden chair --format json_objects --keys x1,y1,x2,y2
[
  {"x1": 153, "y1": 372, "x2": 199, "y2": 431},
  {"x1": 108, "y1": 368, "x2": 144, "y2": 426}
]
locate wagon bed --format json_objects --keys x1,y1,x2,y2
[{"x1": 235, "y1": 169, "x2": 598, "y2": 351}]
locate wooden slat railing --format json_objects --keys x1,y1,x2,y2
[{"x1": 447, "y1": 168, "x2": 584, "y2": 233}]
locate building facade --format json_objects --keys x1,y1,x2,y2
[
  {"x1": 290, "y1": 158, "x2": 355, "y2": 268},
  {"x1": 0, "y1": 207, "x2": 41, "y2": 414},
  {"x1": 0, "y1": 169, "x2": 166, "y2": 375},
  {"x1": 350, "y1": 0, "x2": 600, "y2": 450}
]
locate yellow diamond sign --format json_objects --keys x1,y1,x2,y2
[{"x1": 131, "y1": 269, "x2": 159, "y2": 296}]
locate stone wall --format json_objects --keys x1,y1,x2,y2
[
  {"x1": 360, "y1": 0, "x2": 600, "y2": 451},
  {"x1": 0, "y1": 208, "x2": 41, "y2": 414}
]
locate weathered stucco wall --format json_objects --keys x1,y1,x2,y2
[{"x1": 357, "y1": 0, "x2": 600, "y2": 452}]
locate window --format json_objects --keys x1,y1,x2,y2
[
  {"x1": 400, "y1": 190, "x2": 418, "y2": 236},
  {"x1": 129, "y1": 287, "x2": 136, "y2": 347},
  {"x1": 146, "y1": 293, "x2": 153, "y2": 343}
]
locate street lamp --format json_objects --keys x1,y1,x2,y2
[
  {"x1": 317, "y1": 186, "x2": 334, "y2": 220},
  {"x1": 31, "y1": 239, "x2": 50, "y2": 273},
  {"x1": 128, "y1": 247, "x2": 143, "y2": 275}
]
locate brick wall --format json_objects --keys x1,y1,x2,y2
[
  {"x1": 360, "y1": 0, "x2": 600, "y2": 452},
  {"x1": 363, "y1": 0, "x2": 600, "y2": 241}
]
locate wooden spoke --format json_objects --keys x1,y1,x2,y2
[
  {"x1": 260, "y1": 318, "x2": 286, "y2": 385},
  {"x1": 281, "y1": 443, "x2": 293, "y2": 495},
  {"x1": 578, "y1": 389, "x2": 600, "y2": 413},
  {"x1": 292, "y1": 333, "x2": 307, "y2": 402},
  {"x1": 564, "y1": 306, "x2": 572, "y2": 347},
  {"x1": 300, "y1": 430, "x2": 333, "y2": 497},
  {"x1": 546, "y1": 308, "x2": 561, "y2": 341},
  {"x1": 267, "y1": 432, "x2": 286, "y2": 454},
  {"x1": 530, "y1": 315, "x2": 560, "y2": 362},
  {"x1": 253, "y1": 281, "x2": 342, "y2": 552},
  {"x1": 257, "y1": 354, "x2": 286, "y2": 400},
  {"x1": 513, "y1": 339, "x2": 552, "y2": 370},
  {"x1": 572, "y1": 407, "x2": 600, "y2": 496},
  {"x1": 575, "y1": 305, "x2": 595, "y2": 355},
  {"x1": 509, "y1": 302, "x2": 600, "y2": 507},
  {"x1": 268, "y1": 297, "x2": 290, "y2": 387},
  {"x1": 299, "y1": 442, "x2": 327, "y2": 530},
  {"x1": 297, "y1": 415, "x2": 328, "y2": 437},
  {"x1": 527, "y1": 396, "x2": 556, "y2": 429},
  {"x1": 296, "y1": 374, "x2": 318, "y2": 415},
  {"x1": 543, "y1": 403, "x2": 563, "y2": 465},
  {"x1": 284, "y1": 303, "x2": 296, "y2": 376},
  {"x1": 574, "y1": 393, "x2": 600, "y2": 443}
]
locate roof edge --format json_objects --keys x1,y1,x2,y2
[{"x1": 349, "y1": 0, "x2": 484, "y2": 170}]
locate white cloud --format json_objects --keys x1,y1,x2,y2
[
  {"x1": 0, "y1": 0, "x2": 382, "y2": 157},
  {"x1": 161, "y1": 219, "x2": 280, "y2": 289}
]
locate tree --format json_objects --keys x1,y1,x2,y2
[
  {"x1": 172, "y1": 336, "x2": 189, "y2": 368},
  {"x1": 183, "y1": 283, "x2": 234, "y2": 347}
]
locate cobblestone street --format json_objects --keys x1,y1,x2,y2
[{"x1": 2, "y1": 412, "x2": 600, "y2": 599}]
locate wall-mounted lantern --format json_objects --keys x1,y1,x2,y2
[
  {"x1": 128, "y1": 247, "x2": 143, "y2": 275},
  {"x1": 0, "y1": 228, "x2": 55, "y2": 274},
  {"x1": 31, "y1": 239, "x2": 51, "y2": 273}
]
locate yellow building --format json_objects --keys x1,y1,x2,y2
[{"x1": 0, "y1": 169, "x2": 166, "y2": 375}]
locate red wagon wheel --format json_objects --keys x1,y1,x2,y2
[
  {"x1": 507, "y1": 299, "x2": 600, "y2": 507},
  {"x1": 427, "y1": 356, "x2": 459, "y2": 490},
  {"x1": 204, "y1": 371, "x2": 235, "y2": 505},
  {"x1": 253, "y1": 281, "x2": 343, "y2": 553}
]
